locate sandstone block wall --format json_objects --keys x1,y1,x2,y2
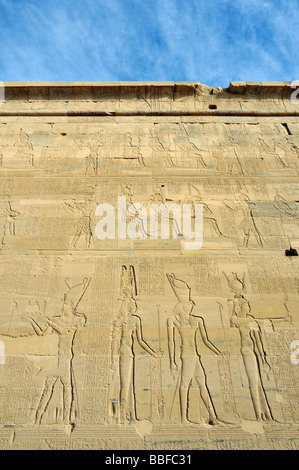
[{"x1": 0, "y1": 81, "x2": 298, "y2": 450}]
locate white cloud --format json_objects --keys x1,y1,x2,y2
[{"x1": 0, "y1": 0, "x2": 297, "y2": 85}]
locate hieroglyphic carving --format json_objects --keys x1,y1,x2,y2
[
  {"x1": 224, "y1": 195, "x2": 263, "y2": 247},
  {"x1": 273, "y1": 191, "x2": 299, "y2": 230},
  {"x1": 224, "y1": 271, "x2": 292, "y2": 422},
  {"x1": 79, "y1": 257, "x2": 113, "y2": 425},
  {"x1": 258, "y1": 136, "x2": 298, "y2": 169},
  {"x1": 26, "y1": 277, "x2": 90, "y2": 432},
  {"x1": 192, "y1": 257, "x2": 222, "y2": 296},
  {"x1": 166, "y1": 273, "x2": 222, "y2": 425},
  {"x1": 138, "y1": 258, "x2": 164, "y2": 296},
  {"x1": 247, "y1": 257, "x2": 298, "y2": 295},
  {"x1": 149, "y1": 305, "x2": 165, "y2": 422},
  {"x1": 0, "y1": 83, "x2": 298, "y2": 450},
  {"x1": 183, "y1": 184, "x2": 228, "y2": 239},
  {"x1": 110, "y1": 265, "x2": 160, "y2": 424},
  {"x1": 75, "y1": 134, "x2": 104, "y2": 175},
  {"x1": 63, "y1": 199, "x2": 94, "y2": 249},
  {"x1": 14, "y1": 130, "x2": 34, "y2": 168},
  {"x1": 172, "y1": 132, "x2": 207, "y2": 169},
  {"x1": 149, "y1": 128, "x2": 173, "y2": 167},
  {"x1": 0, "y1": 200, "x2": 20, "y2": 246},
  {"x1": 0, "y1": 257, "x2": 32, "y2": 295}
]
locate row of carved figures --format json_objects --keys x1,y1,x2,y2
[
  {"x1": 110, "y1": 266, "x2": 291, "y2": 426},
  {"x1": 0, "y1": 130, "x2": 298, "y2": 172},
  {"x1": 0, "y1": 266, "x2": 292, "y2": 432},
  {"x1": 0, "y1": 185, "x2": 298, "y2": 249}
]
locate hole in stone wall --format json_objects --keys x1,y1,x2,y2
[
  {"x1": 281, "y1": 123, "x2": 292, "y2": 135},
  {"x1": 285, "y1": 247, "x2": 298, "y2": 257},
  {"x1": 209, "y1": 105, "x2": 217, "y2": 110}
]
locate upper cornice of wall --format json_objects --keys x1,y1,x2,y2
[{"x1": 0, "y1": 81, "x2": 298, "y2": 116}]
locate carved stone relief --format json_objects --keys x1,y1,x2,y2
[{"x1": 0, "y1": 82, "x2": 298, "y2": 450}]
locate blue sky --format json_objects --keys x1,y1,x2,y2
[{"x1": 0, "y1": 0, "x2": 298, "y2": 87}]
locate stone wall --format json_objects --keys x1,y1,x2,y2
[{"x1": 0, "y1": 81, "x2": 298, "y2": 450}]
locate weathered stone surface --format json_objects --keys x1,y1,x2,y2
[{"x1": 0, "y1": 81, "x2": 298, "y2": 450}]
